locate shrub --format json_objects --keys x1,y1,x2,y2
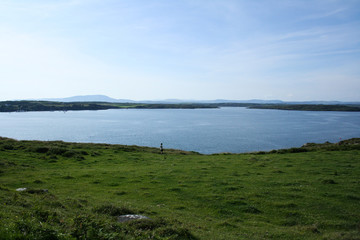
[
  {"x1": 322, "y1": 179, "x2": 337, "y2": 184},
  {"x1": 128, "y1": 218, "x2": 166, "y2": 230},
  {"x1": 62, "y1": 150, "x2": 77, "y2": 158},
  {"x1": 34, "y1": 147, "x2": 50, "y2": 153},
  {"x1": 33, "y1": 180, "x2": 44, "y2": 184},
  {"x1": 243, "y1": 205, "x2": 262, "y2": 214},
  {"x1": 155, "y1": 227, "x2": 199, "y2": 239},
  {"x1": 3, "y1": 144, "x2": 14, "y2": 150},
  {"x1": 14, "y1": 217, "x2": 61, "y2": 240},
  {"x1": 288, "y1": 148, "x2": 308, "y2": 153},
  {"x1": 48, "y1": 147, "x2": 67, "y2": 155},
  {"x1": 93, "y1": 204, "x2": 134, "y2": 216}
]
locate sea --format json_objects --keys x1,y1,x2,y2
[{"x1": 0, "y1": 107, "x2": 359, "y2": 154}]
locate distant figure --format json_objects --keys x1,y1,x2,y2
[{"x1": 160, "y1": 143, "x2": 164, "y2": 154}]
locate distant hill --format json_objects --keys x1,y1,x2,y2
[
  {"x1": 41, "y1": 95, "x2": 134, "y2": 103},
  {"x1": 36, "y1": 95, "x2": 359, "y2": 105}
]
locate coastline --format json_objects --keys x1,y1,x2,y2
[{"x1": 1, "y1": 100, "x2": 360, "y2": 112}]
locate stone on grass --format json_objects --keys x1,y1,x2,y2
[
  {"x1": 15, "y1": 188, "x2": 48, "y2": 193},
  {"x1": 117, "y1": 214, "x2": 151, "y2": 222}
]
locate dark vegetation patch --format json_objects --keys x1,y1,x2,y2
[
  {"x1": 107, "y1": 182, "x2": 119, "y2": 187},
  {"x1": 322, "y1": 179, "x2": 337, "y2": 184},
  {"x1": 127, "y1": 218, "x2": 165, "y2": 230},
  {"x1": 218, "y1": 221, "x2": 237, "y2": 228},
  {"x1": 275, "y1": 203, "x2": 297, "y2": 209},
  {"x1": 61, "y1": 175, "x2": 74, "y2": 180},
  {"x1": 225, "y1": 186, "x2": 239, "y2": 191},
  {"x1": 174, "y1": 206, "x2": 186, "y2": 210},
  {"x1": 243, "y1": 205, "x2": 262, "y2": 214},
  {"x1": 115, "y1": 191, "x2": 127, "y2": 196},
  {"x1": 33, "y1": 180, "x2": 44, "y2": 184},
  {"x1": 169, "y1": 187, "x2": 182, "y2": 192},
  {"x1": 33, "y1": 146, "x2": 50, "y2": 153},
  {"x1": 31, "y1": 146, "x2": 88, "y2": 159},
  {"x1": 154, "y1": 226, "x2": 198, "y2": 239},
  {"x1": 81, "y1": 174, "x2": 92, "y2": 178},
  {"x1": 93, "y1": 204, "x2": 134, "y2": 216},
  {"x1": 346, "y1": 195, "x2": 360, "y2": 201}
]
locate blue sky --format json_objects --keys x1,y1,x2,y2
[{"x1": 1, "y1": 0, "x2": 359, "y2": 101}]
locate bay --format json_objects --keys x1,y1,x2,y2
[{"x1": 0, "y1": 107, "x2": 359, "y2": 154}]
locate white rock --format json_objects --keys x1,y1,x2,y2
[{"x1": 117, "y1": 214, "x2": 151, "y2": 222}]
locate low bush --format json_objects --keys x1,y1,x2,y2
[
  {"x1": 48, "y1": 147, "x2": 67, "y2": 156},
  {"x1": 34, "y1": 147, "x2": 50, "y2": 153},
  {"x1": 93, "y1": 204, "x2": 134, "y2": 216}
]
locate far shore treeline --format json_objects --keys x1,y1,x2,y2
[{"x1": 1, "y1": 100, "x2": 360, "y2": 112}]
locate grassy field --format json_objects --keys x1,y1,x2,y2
[{"x1": 0, "y1": 137, "x2": 359, "y2": 239}]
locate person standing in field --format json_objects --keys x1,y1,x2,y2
[{"x1": 160, "y1": 143, "x2": 163, "y2": 154}]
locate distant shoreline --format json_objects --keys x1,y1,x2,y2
[{"x1": 1, "y1": 100, "x2": 360, "y2": 112}]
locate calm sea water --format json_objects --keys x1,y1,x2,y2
[{"x1": 0, "y1": 107, "x2": 359, "y2": 154}]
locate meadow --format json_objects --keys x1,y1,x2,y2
[{"x1": 0, "y1": 137, "x2": 359, "y2": 239}]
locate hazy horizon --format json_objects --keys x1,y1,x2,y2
[
  {"x1": 4, "y1": 94, "x2": 360, "y2": 103},
  {"x1": 1, "y1": 1, "x2": 359, "y2": 101}
]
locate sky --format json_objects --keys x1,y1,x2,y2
[{"x1": 0, "y1": 0, "x2": 360, "y2": 101}]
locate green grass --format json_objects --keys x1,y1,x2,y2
[{"x1": 0, "y1": 137, "x2": 359, "y2": 239}]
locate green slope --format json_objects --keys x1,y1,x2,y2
[{"x1": 0, "y1": 137, "x2": 359, "y2": 239}]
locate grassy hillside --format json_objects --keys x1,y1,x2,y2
[{"x1": 0, "y1": 137, "x2": 359, "y2": 239}]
